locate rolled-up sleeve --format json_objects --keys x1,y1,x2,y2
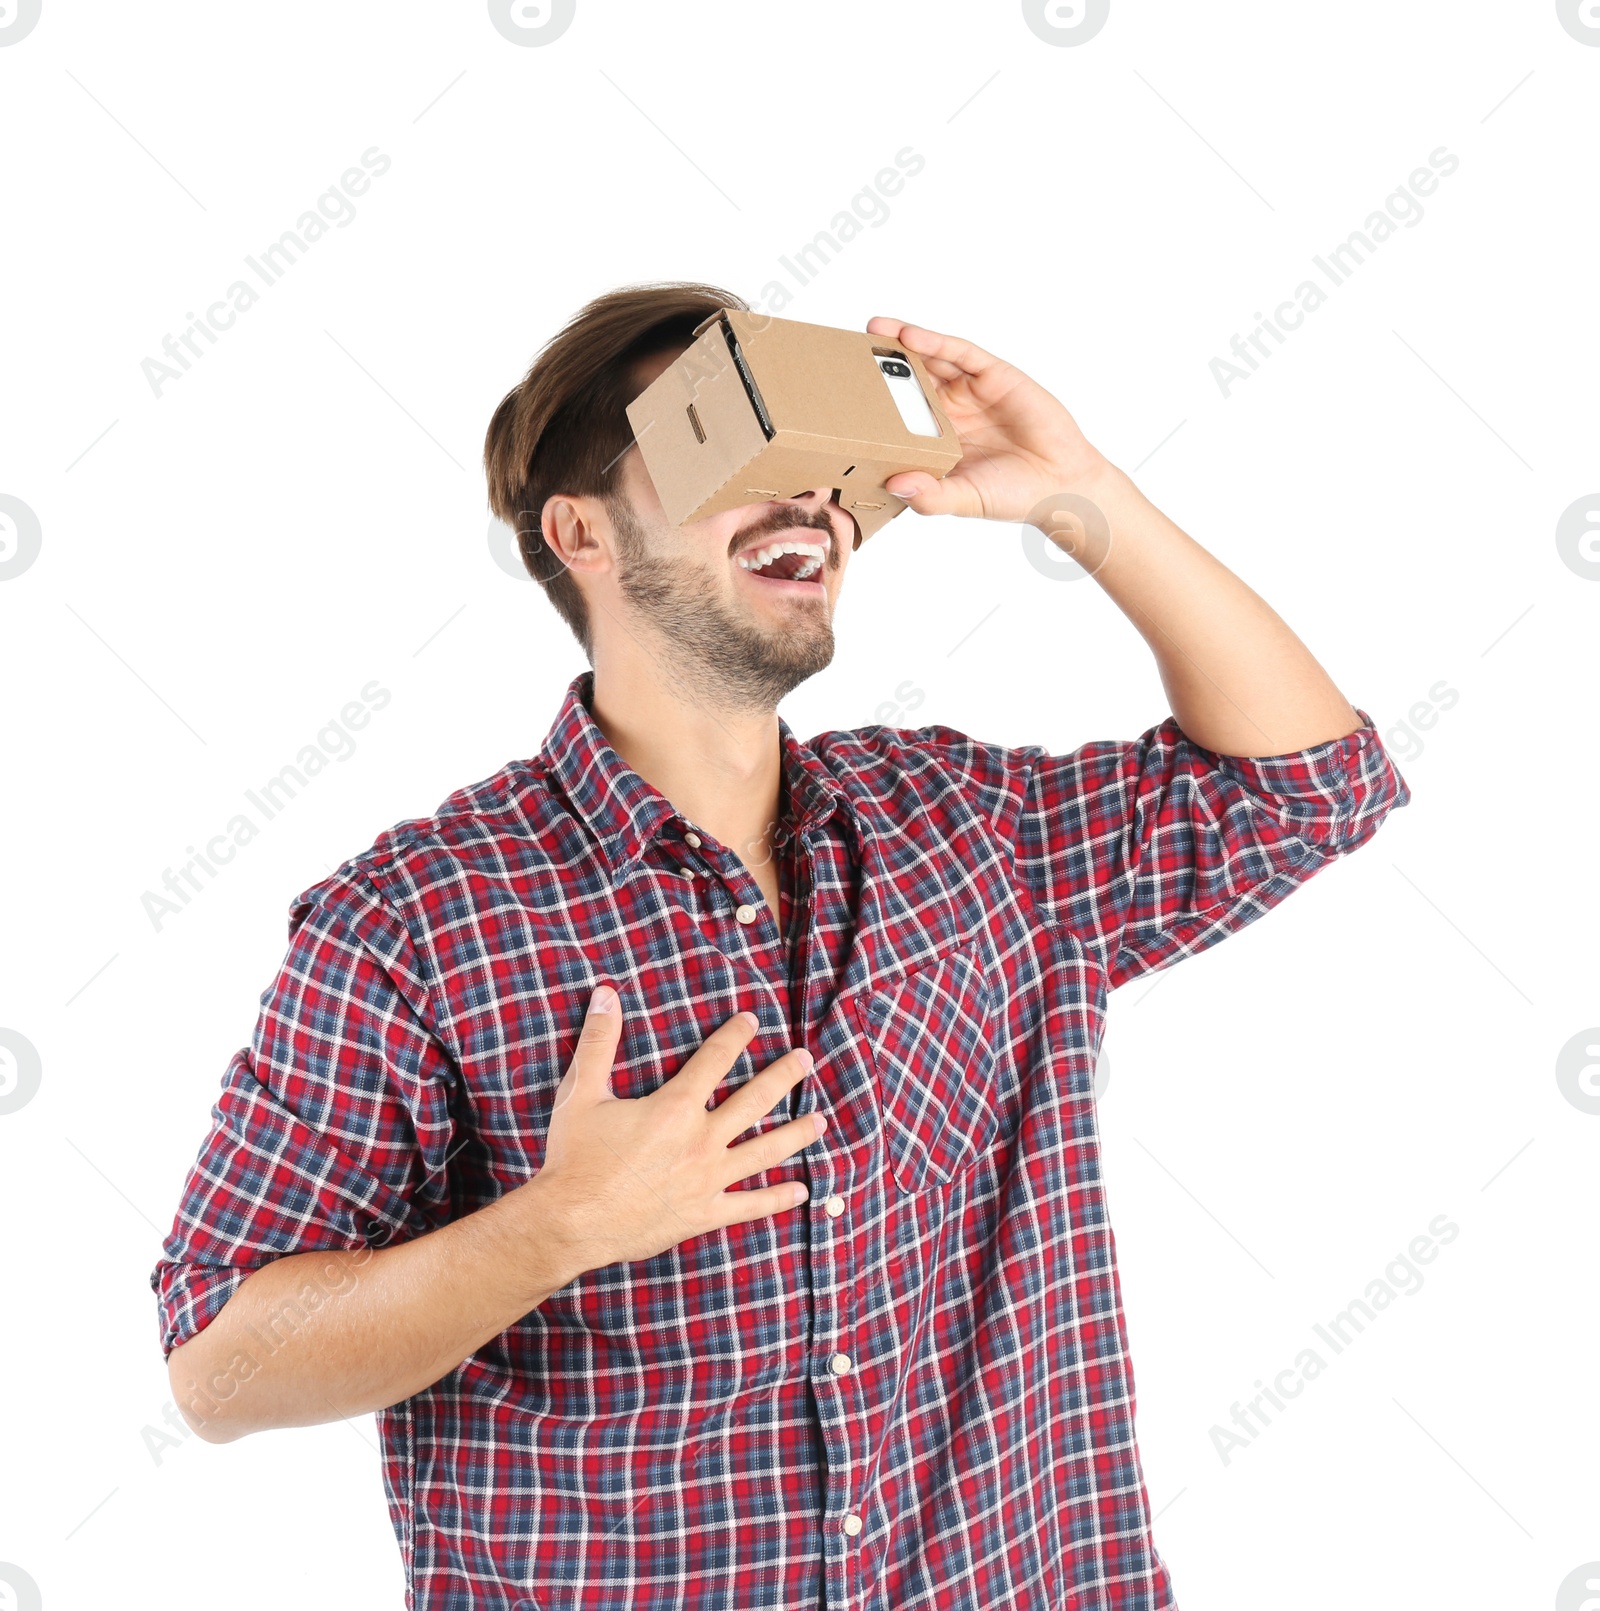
[
  {"x1": 919, "y1": 707, "x2": 1412, "y2": 991},
  {"x1": 149, "y1": 872, "x2": 461, "y2": 1359}
]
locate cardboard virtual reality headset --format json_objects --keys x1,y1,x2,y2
[{"x1": 625, "y1": 308, "x2": 962, "y2": 548}]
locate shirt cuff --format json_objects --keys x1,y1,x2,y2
[{"x1": 1186, "y1": 707, "x2": 1412, "y2": 855}]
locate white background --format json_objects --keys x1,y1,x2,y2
[{"x1": 2, "y1": 1, "x2": 1596, "y2": 1607}]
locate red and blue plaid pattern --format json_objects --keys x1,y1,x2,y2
[{"x1": 152, "y1": 669, "x2": 1411, "y2": 1609}]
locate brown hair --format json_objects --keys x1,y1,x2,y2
[{"x1": 483, "y1": 280, "x2": 749, "y2": 661}]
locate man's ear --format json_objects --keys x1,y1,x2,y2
[{"x1": 541, "y1": 493, "x2": 612, "y2": 578}]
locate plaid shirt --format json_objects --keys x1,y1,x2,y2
[{"x1": 152, "y1": 668, "x2": 1411, "y2": 1610}]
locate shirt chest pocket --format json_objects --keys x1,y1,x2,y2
[{"x1": 852, "y1": 937, "x2": 1002, "y2": 1193}]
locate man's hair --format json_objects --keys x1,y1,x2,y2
[{"x1": 483, "y1": 280, "x2": 749, "y2": 662}]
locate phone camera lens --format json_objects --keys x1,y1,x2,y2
[{"x1": 880, "y1": 360, "x2": 912, "y2": 378}]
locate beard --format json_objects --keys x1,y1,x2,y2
[{"x1": 609, "y1": 494, "x2": 840, "y2": 715}]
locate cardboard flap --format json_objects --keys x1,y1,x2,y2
[
  {"x1": 690, "y1": 308, "x2": 731, "y2": 339},
  {"x1": 625, "y1": 318, "x2": 767, "y2": 524}
]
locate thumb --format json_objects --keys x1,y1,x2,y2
[
  {"x1": 885, "y1": 470, "x2": 963, "y2": 517},
  {"x1": 555, "y1": 984, "x2": 623, "y2": 1115}
]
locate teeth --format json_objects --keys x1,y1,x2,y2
[{"x1": 737, "y1": 539, "x2": 827, "y2": 576}]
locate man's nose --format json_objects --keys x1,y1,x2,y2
[{"x1": 783, "y1": 487, "x2": 857, "y2": 549}]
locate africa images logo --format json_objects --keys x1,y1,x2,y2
[
  {"x1": 488, "y1": 0, "x2": 576, "y2": 46},
  {"x1": 0, "y1": 495, "x2": 43, "y2": 580},
  {"x1": 0, "y1": 0, "x2": 42, "y2": 46},
  {"x1": 1022, "y1": 0, "x2": 1110, "y2": 47}
]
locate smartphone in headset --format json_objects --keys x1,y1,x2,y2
[{"x1": 873, "y1": 352, "x2": 943, "y2": 437}]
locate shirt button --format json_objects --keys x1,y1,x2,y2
[
  {"x1": 843, "y1": 1514, "x2": 863, "y2": 1537},
  {"x1": 684, "y1": 832, "x2": 702, "y2": 848},
  {"x1": 734, "y1": 903, "x2": 758, "y2": 924},
  {"x1": 676, "y1": 866, "x2": 697, "y2": 879},
  {"x1": 828, "y1": 1353, "x2": 851, "y2": 1375},
  {"x1": 824, "y1": 1195, "x2": 845, "y2": 1218}
]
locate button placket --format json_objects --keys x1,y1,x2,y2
[
  {"x1": 677, "y1": 824, "x2": 787, "y2": 944},
  {"x1": 771, "y1": 806, "x2": 865, "y2": 1568},
  {"x1": 723, "y1": 868, "x2": 781, "y2": 943}
]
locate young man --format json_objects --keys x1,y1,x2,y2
[{"x1": 152, "y1": 281, "x2": 1411, "y2": 1610}]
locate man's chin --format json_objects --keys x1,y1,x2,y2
[{"x1": 740, "y1": 631, "x2": 836, "y2": 707}]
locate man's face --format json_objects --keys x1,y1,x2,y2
[{"x1": 596, "y1": 349, "x2": 858, "y2": 712}]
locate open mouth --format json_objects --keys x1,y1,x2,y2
[{"x1": 735, "y1": 539, "x2": 827, "y2": 588}]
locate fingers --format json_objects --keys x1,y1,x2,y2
[
  {"x1": 553, "y1": 984, "x2": 623, "y2": 1116},
  {"x1": 664, "y1": 1008, "x2": 764, "y2": 1110},
  {"x1": 705, "y1": 1177, "x2": 814, "y2": 1234},
  {"x1": 708, "y1": 1105, "x2": 823, "y2": 1218},
  {"x1": 884, "y1": 469, "x2": 965, "y2": 517},
  {"x1": 707, "y1": 1044, "x2": 813, "y2": 1145},
  {"x1": 866, "y1": 316, "x2": 1002, "y2": 380},
  {"x1": 715, "y1": 1108, "x2": 824, "y2": 1195}
]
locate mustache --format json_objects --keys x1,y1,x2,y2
[{"x1": 729, "y1": 500, "x2": 840, "y2": 557}]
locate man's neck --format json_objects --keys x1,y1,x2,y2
[{"x1": 587, "y1": 661, "x2": 786, "y2": 872}]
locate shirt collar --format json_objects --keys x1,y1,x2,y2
[{"x1": 536, "y1": 670, "x2": 855, "y2": 884}]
